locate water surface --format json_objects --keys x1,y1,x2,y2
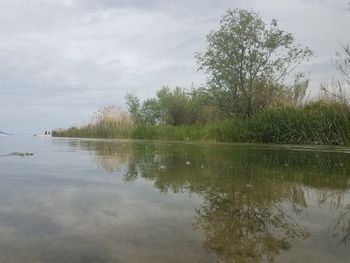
[{"x1": 1, "y1": 136, "x2": 350, "y2": 262}]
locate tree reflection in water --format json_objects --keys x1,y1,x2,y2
[
  {"x1": 318, "y1": 189, "x2": 350, "y2": 245},
  {"x1": 193, "y1": 176, "x2": 308, "y2": 262},
  {"x1": 63, "y1": 140, "x2": 350, "y2": 262}
]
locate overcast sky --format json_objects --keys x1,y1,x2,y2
[{"x1": 0, "y1": 0, "x2": 349, "y2": 134}]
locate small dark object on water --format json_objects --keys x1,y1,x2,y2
[
  {"x1": 15, "y1": 152, "x2": 34, "y2": 157},
  {"x1": 1, "y1": 152, "x2": 34, "y2": 157}
]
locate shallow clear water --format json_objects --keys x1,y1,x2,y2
[{"x1": 1, "y1": 136, "x2": 350, "y2": 262}]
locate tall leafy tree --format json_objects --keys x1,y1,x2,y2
[
  {"x1": 196, "y1": 9, "x2": 313, "y2": 117},
  {"x1": 125, "y1": 93, "x2": 142, "y2": 123}
]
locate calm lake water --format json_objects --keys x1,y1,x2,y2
[{"x1": 1, "y1": 136, "x2": 350, "y2": 262}]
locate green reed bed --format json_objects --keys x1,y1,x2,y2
[
  {"x1": 52, "y1": 125, "x2": 132, "y2": 139},
  {"x1": 245, "y1": 102, "x2": 350, "y2": 145},
  {"x1": 131, "y1": 125, "x2": 207, "y2": 141},
  {"x1": 53, "y1": 102, "x2": 350, "y2": 146}
]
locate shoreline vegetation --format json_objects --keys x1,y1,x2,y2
[
  {"x1": 52, "y1": 101, "x2": 350, "y2": 145},
  {"x1": 53, "y1": 9, "x2": 350, "y2": 146}
]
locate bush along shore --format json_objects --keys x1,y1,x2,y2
[{"x1": 52, "y1": 102, "x2": 350, "y2": 145}]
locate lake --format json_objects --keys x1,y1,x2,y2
[{"x1": 1, "y1": 136, "x2": 350, "y2": 262}]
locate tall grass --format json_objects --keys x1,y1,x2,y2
[
  {"x1": 52, "y1": 105, "x2": 134, "y2": 139},
  {"x1": 211, "y1": 101, "x2": 350, "y2": 145},
  {"x1": 52, "y1": 101, "x2": 350, "y2": 146},
  {"x1": 91, "y1": 105, "x2": 134, "y2": 129}
]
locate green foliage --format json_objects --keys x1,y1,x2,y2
[
  {"x1": 52, "y1": 125, "x2": 132, "y2": 139},
  {"x1": 131, "y1": 124, "x2": 206, "y2": 141},
  {"x1": 196, "y1": 9, "x2": 313, "y2": 117},
  {"x1": 156, "y1": 86, "x2": 195, "y2": 125},
  {"x1": 53, "y1": 101, "x2": 350, "y2": 146},
  {"x1": 188, "y1": 88, "x2": 222, "y2": 123},
  {"x1": 125, "y1": 93, "x2": 142, "y2": 123},
  {"x1": 52, "y1": 105, "x2": 134, "y2": 139},
  {"x1": 140, "y1": 98, "x2": 161, "y2": 125},
  {"x1": 53, "y1": 9, "x2": 349, "y2": 147},
  {"x1": 121, "y1": 9, "x2": 313, "y2": 126},
  {"x1": 125, "y1": 86, "x2": 217, "y2": 126}
]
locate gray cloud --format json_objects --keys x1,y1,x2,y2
[{"x1": 0, "y1": 0, "x2": 349, "y2": 134}]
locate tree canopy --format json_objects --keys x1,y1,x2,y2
[{"x1": 196, "y1": 9, "x2": 313, "y2": 117}]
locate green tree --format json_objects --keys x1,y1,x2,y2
[
  {"x1": 196, "y1": 9, "x2": 313, "y2": 117},
  {"x1": 141, "y1": 98, "x2": 161, "y2": 125},
  {"x1": 125, "y1": 93, "x2": 142, "y2": 123},
  {"x1": 156, "y1": 86, "x2": 194, "y2": 125},
  {"x1": 189, "y1": 88, "x2": 222, "y2": 123}
]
